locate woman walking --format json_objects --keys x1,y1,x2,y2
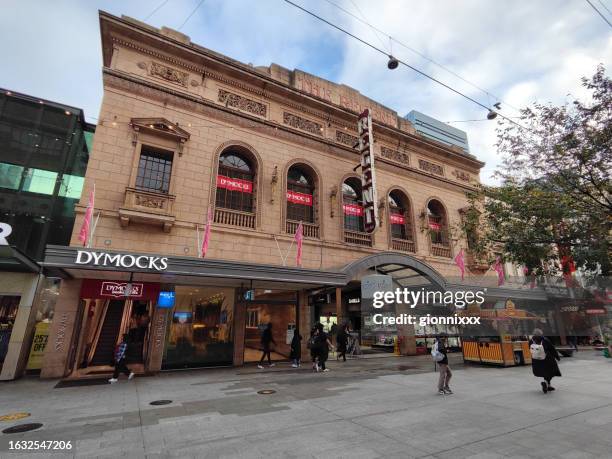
[
  {"x1": 336, "y1": 323, "x2": 349, "y2": 362},
  {"x1": 290, "y1": 331, "x2": 302, "y2": 368},
  {"x1": 529, "y1": 328, "x2": 561, "y2": 393}
]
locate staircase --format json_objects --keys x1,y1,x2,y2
[{"x1": 90, "y1": 300, "x2": 124, "y2": 366}]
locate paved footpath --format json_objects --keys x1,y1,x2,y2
[{"x1": 1, "y1": 352, "x2": 611, "y2": 459}]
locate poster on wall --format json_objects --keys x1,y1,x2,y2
[{"x1": 26, "y1": 322, "x2": 50, "y2": 370}]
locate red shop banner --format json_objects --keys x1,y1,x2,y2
[
  {"x1": 343, "y1": 204, "x2": 364, "y2": 216},
  {"x1": 80, "y1": 279, "x2": 160, "y2": 300},
  {"x1": 286, "y1": 190, "x2": 313, "y2": 206},
  {"x1": 389, "y1": 213, "x2": 405, "y2": 225},
  {"x1": 428, "y1": 219, "x2": 442, "y2": 231},
  {"x1": 216, "y1": 175, "x2": 253, "y2": 193}
]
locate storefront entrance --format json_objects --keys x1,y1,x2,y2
[
  {"x1": 242, "y1": 289, "x2": 297, "y2": 363},
  {"x1": 161, "y1": 285, "x2": 235, "y2": 369},
  {"x1": 72, "y1": 279, "x2": 159, "y2": 376}
]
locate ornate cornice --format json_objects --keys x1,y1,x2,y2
[
  {"x1": 112, "y1": 37, "x2": 205, "y2": 73},
  {"x1": 102, "y1": 69, "x2": 478, "y2": 194}
]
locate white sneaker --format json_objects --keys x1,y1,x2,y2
[
  {"x1": 269, "y1": 363, "x2": 275, "y2": 367},
  {"x1": 438, "y1": 389, "x2": 445, "y2": 395},
  {"x1": 322, "y1": 368, "x2": 330, "y2": 372},
  {"x1": 291, "y1": 364, "x2": 298, "y2": 368},
  {"x1": 128, "y1": 372, "x2": 135, "y2": 380},
  {"x1": 108, "y1": 378, "x2": 118, "y2": 383},
  {"x1": 257, "y1": 365, "x2": 264, "y2": 369}
]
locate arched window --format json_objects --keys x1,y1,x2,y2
[
  {"x1": 215, "y1": 150, "x2": 255, "y2": 213},
  {"x1": 342, "y1": 178, "x2": 364, "y2": 232},
  {"x1": 386, "y1": 191, "x2": 414, "y2": 254},
  {"x1": 286, "y1": 165, "x2": 314, "y2": 224},
  {"x1": 427, "y1": 199, "x2": 451, "y2": 257}
]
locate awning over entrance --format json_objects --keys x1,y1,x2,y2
[
  {"x1": 42, "y1": 245, "x2": 346, "y2": 288},
  {"x1": 0, "y1": 246, "x2": 40, "y2": 273}
]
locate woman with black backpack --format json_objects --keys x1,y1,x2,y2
[{"x1": 529, "y1": 328, "x2": 561, "y2": 393}]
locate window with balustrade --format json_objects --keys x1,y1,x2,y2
[
  {"x1": 214, "y1": 149, "x2": 256, "y2": 228},
  {"x1": 285, "y1": 165, "x2": 319, "y2": 238},
  {"x1": 342, "y1": 177, "x2": 371, "y2": 246},
  {"x1": 427, "y1": 199, "x2": 451, "y2": 257},
  {"x1": 388, "y1": 190, "x2": 415, "y2": 253}
]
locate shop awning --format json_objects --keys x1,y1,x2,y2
[
  {"x1": 0, "y1": 246, "x2": 41, "y2": 273},
  {"x1": 42, "y1": 245, "x2": 346, "y2": 288}
]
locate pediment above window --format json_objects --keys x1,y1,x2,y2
[{"x1": 130, "y1": 117, "x2": 191, "y2": 155}]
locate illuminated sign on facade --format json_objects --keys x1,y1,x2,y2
[{"x1": 358, "y1": 109, "x2": 378, "y2": 233}]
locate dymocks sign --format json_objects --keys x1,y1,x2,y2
[
  {"x1": 75, "y1": 250, "x2": 168, "y2": 271},
  {"x1": 358, "y1": 109, "x2": 378, "y2": 233}
]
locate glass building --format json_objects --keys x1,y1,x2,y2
[
  {"x1": 0, "y1": 88, "x2": 93, "y2": 380},
  {"x1": 0, "y1": 88, "x2": 95, "y2": 260}
]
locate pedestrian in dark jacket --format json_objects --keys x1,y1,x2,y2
[
  {"x1": 258, "y1": 323, "x2": 276, "y2": 369},
  {"x1": 109, "y1": 334, "x2": 134, "y2": 383},
  {"x1": 530, "y1": 328, "x2": 561, "y2": 393},
  {"x1": 314, "y1": 323, "x2": 334, "y2": 372},
  {"x1": 336, "y1": 323, "x2": 349, "y2": 362},
  {"x1": 434, "y1": 336, "x2": 452, "y2": 394},
  {"x1": 290, "y1": 332, "x2": 302, "y2": 367}
]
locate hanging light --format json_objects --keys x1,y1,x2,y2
[
  {"x1": 487, "y1": 110, "x2": 498, "y2": 120},
  {"x1": 387, "y1": 55, "x2": 399, "y2": 70}
]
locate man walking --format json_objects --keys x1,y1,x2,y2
[
  {"x1": 433, "y1": 335, "x2": 452, "y2": 395},
  {"x1": 109, "y1": 334, "x2": 134, "y2": 383},
  {"x1": 258, "y1": 322, "x2": 276, "y2": 369}
]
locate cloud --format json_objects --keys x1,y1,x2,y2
[{"x1": 1, "y1": 0, "x2": 609, "y2": 185}]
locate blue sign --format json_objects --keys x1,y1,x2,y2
[{"x1": 157, "y1": 291, "x2": 175, "y2": 308}]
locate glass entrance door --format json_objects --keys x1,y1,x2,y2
[{"x1": 242, "y1": 289, "x2": 297, "y2": 364}]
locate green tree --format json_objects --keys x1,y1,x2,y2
[{"x1": 463, "y1": 66, "x2": 611, "y2": 277}]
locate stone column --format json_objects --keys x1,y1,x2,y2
[
  {"x1": 298, "y1": 290, "x2": 311, "y2": 358},
  {"x1": 40, "y1": 278, "x2": 82, "y2": 379},
  {"x1": 335, "y1": 287, "x2": 343, "y2": 325},
  {"x1": 0, "y1": 273, "x2": 42, "y2": 381},
  {"x1": 146, "y1": 307, "x2": 169, "y2": 372},
  {"x1": 233, "y1": 300, "x2": 246, "y2": 366}
]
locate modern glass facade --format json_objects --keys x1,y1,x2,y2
[{"x1": 0, "y1": 89, "x2": 94, "y2": 260}]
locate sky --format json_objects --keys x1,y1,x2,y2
[{"x1": 1, "y1": 0, "x2": 610, "y2": 184}]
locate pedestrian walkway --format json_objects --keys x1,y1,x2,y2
[{"x1": 0, "y1": 352, "x2": 610, "y2": 458}]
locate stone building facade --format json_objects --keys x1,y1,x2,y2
[{"x1": 40, "y1": 12, "x2": 489, "y2": 379}]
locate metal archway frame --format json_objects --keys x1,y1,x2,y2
[{"x1": 340, "y1": 251, "x2": 448, "y2": 290}]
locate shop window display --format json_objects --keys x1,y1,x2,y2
[
  {"x1": 0, "y1": 295, "x2": 20, "y2": 371},
  {"x1": 162, "y1": 286, "x2": 235, "y2": 369}
]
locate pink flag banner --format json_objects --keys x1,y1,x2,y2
[
  {"x1": 493, "y1": 256, "x2": 505, "y2": 286},
  {"x1": 201, "y1": 207, "x2": 213, "y2": 258},
  {"x1": 78, "y1": 187, "x2": 95, "y2": 247},
  {"x1": 454, "y1": 248, "x2": 465, "y2": 281},
  {"x1": 294, "y1": 221, "x2": 303, "y2": 267}
]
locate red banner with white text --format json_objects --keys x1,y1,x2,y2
[
  {"x1": 286, "y1": 190, "x2": 313, "y2": 206},
  {"x1": 216, "y1": 175, "x2": 253, "y2": 193},
  {"x1": 343, "y1": 204, "x2": 364, "y2": 216},
  {"x1": 390, "y1": 213, "x2": 405, "y2": 225}
]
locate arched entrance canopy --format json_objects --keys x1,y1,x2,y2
[{"x1": 340, "y1": 252, "x2": 448, "y2": 291}]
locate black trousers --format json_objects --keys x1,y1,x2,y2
[
  {"x1": 259, "y1": 348, "x2": 272, "y2": 365},
  {"x1": 113, "y1": 358, "x2": 131, "y2": 378}
]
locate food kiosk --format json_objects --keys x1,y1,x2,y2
[{"x1": 459, "y1": 300, "x2": 542, "y2": 367}]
